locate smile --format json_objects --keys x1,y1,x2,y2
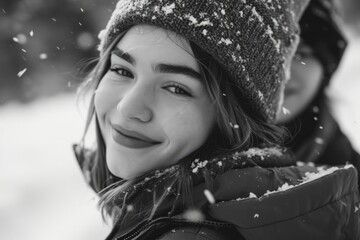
[{"x1": 111, "y1": 125, "x2": 161, "y2": 149}]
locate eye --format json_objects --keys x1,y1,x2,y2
[
  {"x1": 163, "y1": 83, "x2": 191, "y2": 97},
  {"x1": 294, "y1": 51, "x2": 310, "y2": 61},
  {"x1": 294, "y1": 45, "x2": 314, "y2": 61},
  {"x1": 109, "y1": 66, "x2": 134, "y2": 78}
]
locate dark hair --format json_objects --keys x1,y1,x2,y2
[{"x1": 77, "y1": 29, "x2": 286, "y2": 226}]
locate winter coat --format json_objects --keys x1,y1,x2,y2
[
  {"x1": 74, "y1": 145, "x2": 360, "y2": 240},
  {"x1": 284, "y1": 96, "x2": 360, "y2": 192}
]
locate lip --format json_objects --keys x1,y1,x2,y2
[{"x1": 111, "y1": 124, "x2": 161, "y2": 149}]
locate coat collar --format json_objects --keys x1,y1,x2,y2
[{"x1": 74, "y1": 144, "x2": 358, "y2": 239}]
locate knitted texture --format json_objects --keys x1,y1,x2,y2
[{"x1": 98, "y1": 0, "x2": 309, "y2": 122}]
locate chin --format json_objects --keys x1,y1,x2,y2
[
  {"x1": 108, "y1": 165, "x2": 139, "y2": 180},
  {"x1": 106, "y1": 156, "x2": 134, "y2": 179}
]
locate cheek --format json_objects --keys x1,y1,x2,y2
[
  {"x1": 298, "y1": 63, "x2": 323, "y2": 104},
  {"x1": 94, "y1": 81, "x2": 119, "y2": 117},
  {"x1": 280, "y1": 60, "x2": 323, "y2": 122},
  {"x1": 94, "y1": 81, "x2": 121, "y2": 141},
  {"x1": 161, "y1": 103, "x2": 215, "y2": 149}
]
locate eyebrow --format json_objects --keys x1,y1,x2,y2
[
  {"x1": 156, "y1": 64, "x2": 203, "y2": 81},
  {"x1": 111, "y1": 47, "x2": 202, "y2": 81},
  {"x1": 111, "y1": 47, "x2": 136, "y2": 65}
]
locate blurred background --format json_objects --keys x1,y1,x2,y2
[{"x1": 0, "y1": 0, "x2": 359, "y2": 239}]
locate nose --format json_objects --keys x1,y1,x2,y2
[{"x1": 116, "y1": 84, "x2": 153, "y2": 123}]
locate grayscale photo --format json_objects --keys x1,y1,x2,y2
[{"x1": 1, "y1": 0, "x2": 360, "y2": 239}]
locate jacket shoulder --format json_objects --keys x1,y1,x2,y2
[{"x1": 209, "y1": 165, "x2": 360, "y2": 239}]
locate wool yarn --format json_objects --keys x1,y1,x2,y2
[{"x1": 98, "y1": 0, "x2": 310, "y2": 122}]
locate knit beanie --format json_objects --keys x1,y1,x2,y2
[
  {"x1": 98, "y1": 0, "x2": 310, "y2": 122},
  {"x1": 300, "y1": 0, "x2": 347, "y2": 85}
]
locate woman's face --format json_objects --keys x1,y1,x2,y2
[
  {"x1": 277, "y1": 41, "x2": 324, "y2": 123},
  {"x1": 95, "y1": 25, "x2": 216, "y2": 179}
]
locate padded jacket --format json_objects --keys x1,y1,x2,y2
[{"x1": 74, "y1": 146, "x2": 360, "y2": 240}]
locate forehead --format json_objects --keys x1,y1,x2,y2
[{"x1": 115, "y1": 25, "x2": 198, "y2": 68}]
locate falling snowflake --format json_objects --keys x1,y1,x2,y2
[
  {"x1": 17, "y1": 68, "x2": 27, "y2": 78},
  {"x1": 204, "y1": 189, "x2": 215, "y2": 204},
  {"x1": 30, "y1": 30, "x2": 34, "y2": 37},
  {"x1": 13, "y1": 34, "x2": 27, "y2": 44},
  {"x1": 39, "y1": 53, "x2": 48, "y2": 60},
  {"x1": 80, "y1": 8, "x2": 84, "y2": 12},
  {"x1": 254, "y1": 213, "x2": 259, "y2": 218},
  {"x1": 126, "y1": 204, "x2": 134, "y2": 212},
  {"x1": 282, "y1": 107, "x2": 291, "y2": 115},
  {"x1": 315, "y1": 138, "x2": 324, "y2": 145},
  {"x1": 312, "y1": 106, "x2": 319, "y2": 113}
]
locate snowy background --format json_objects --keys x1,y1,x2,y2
[{"x1": 0, "y1": 1, "x2": 360, "y2": 240}]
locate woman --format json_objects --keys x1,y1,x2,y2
[{"x1": 74, "y1": 0, "x2": 359, "y2": 239}]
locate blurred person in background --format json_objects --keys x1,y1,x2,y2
[{"x1": 277, "y1": 0, "x2": 360, "y2": 188}]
